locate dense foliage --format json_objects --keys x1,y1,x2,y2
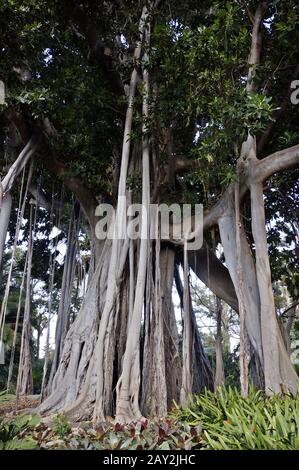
[
  {"x1": 1, "y1": 387, "x2": 299, "y2": 450},
  {"x1": 171, "y1": 387, "x2": 299, "y2": 450}
]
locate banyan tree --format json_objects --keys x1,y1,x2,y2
[{"x1": 0, "y1": 0, "x2": 298, "y2": 423}]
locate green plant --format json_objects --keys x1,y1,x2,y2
[
  {"x1": 0, "y1": 390, "x2": 15, "y2": 405},
  {"x1": 0, "y1": 414, "x2": 40, "y2": 450},
  {"x1": 52, "y1": 413, "x2": 71, "y2": 438},
  {"x1": 170, "y1": 387, "x2": 299, "y2": 450},
  {"x1": 63, "y1": 420, "x2": 202, "y2": 450},
  {"x1": 33, "y1": 419, "x2": 202, "y2": 450}
]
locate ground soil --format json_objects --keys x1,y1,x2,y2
[{"x1": 0, "y1": 395, "x2": 39, "y2": 417}]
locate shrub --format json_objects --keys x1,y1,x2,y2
[
  {"x1": 0, "y1": 414, "x2": 40, "y2": 450},
  {"x1": 170, "y1": 387, "x2": 299, "y2": 450},
  {"x1": 52, "y1": 413, "x2": 71, "y2": 438},
  {"x1": 0, "y1": 390, "x2": 15, "y2": 405}
]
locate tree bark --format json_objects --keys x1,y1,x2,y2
[
  {"x1": 235, "y1": 181, "x2": 249, "y2": 397},
  {"x1": 174, "y1": 263, "x2": 214, "y2": 394},
  {"x1": 214, "y1": 298, "x2": 225, "y2": 389},
  {"x1": 16, "y1": 204, "x2": 35, "y2": 397},
  {"x1": 250, "y1": 180, "x2": 299, "y2": 394},
  {"x1": 38, "y1": 241, "x2": 110, "y2": 418},
  {"x1": 218, "y1": 193, "x2": 263, "y2": 364},
  {"x1": 48, "y1": 207, "x2": 80, "y2": 388},
  {"x1": 188, "y1": 243, "x2": 239, "y2": 312},
  {"x1": 180, "y1": 243, "x2": 193, "y2": 405},
  {"x1": 0, "y1": 193, "x2": 12, "y2": 276},
  {"x1": 141, "y1": 240, "x2": 168, "y2": 418},
  {"x1": 161, "y1": 248, "x2": 181, "y2": 408},
  {"x1": 1, "y1": 136, "x2": 39, "y2": 195},
  {"x1": 115, "y1": 10, "x2": 151, "y2": 421}
]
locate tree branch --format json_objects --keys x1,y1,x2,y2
[
  {"x1": 281, "y1": 301, "x2": 299, "y2": 318},
  {"x1": 41, "y1": 149, "x2": 97, "y2": 227},
  {"x1": 256, "y1": 143, "x2": 299, "y2": 181},
  {"x1": 173, "y1": 156, "x2": 200, "y2": 174},
  {"x1": 246, "y1": 1, "x2": 269, "y2": 93},
  {"x1": 187, "y1": 241, "x2": 239, "y2": 312},
  {"x1": 70, "y1": 4, "x2": 124, "y2": 94},
  {"x1": 203, "y1": 141, "x2": 299, "y2": 231},
  {"x1": 4, "y1": 110, "x2": 98, "y2": 227},
  {"x1": 1, "y1": 134, "x2": 40, "y2": 196}
]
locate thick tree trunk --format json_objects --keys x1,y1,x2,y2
[
  {"x1": 40, "y1": 7, "x2": 149, "y2": 422},
  {"x1": 38, "y1": 240, "x2": 110, "y2": 418},
  {"x1": 92, "y1": 9, "x2": 148, "y2": 424},
  {"x1": 250, "y1": 181, "x2": 299, "y2": 394},
  {"x1": 218, "y1": 194, "x2": 263, "y2": 365},
  {"x1": 235, "y1": 182, "x2": 249, "y2": 397},
  {"x1": 141, "y1": 246, "x2": 176, "y2": 417},
  {"x1": 115, "y1": 37, "x2": 151, "y2": 422}
]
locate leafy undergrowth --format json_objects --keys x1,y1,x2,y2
[
  {"x1": 1, "y1": 387, "x2": 299, "y2": 450},
  {"x1": 0, "y1": 413, "x2": 202, "y2": 450},
  {"x1": 170, "y1": 387, "x2": 299, "y2": 450},
  {"x1": 0, "y1": 414, "x2": 41, "y2": 449}
]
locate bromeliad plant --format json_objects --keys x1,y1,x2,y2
[{"x1": 170, "y1": 387, "x2": 299, "y2": 450}]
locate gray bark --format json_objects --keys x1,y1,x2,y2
[
  {"x1": 174, "y1": 263, "x2": 214, "y2": 393},
  {"x1": 214, "y1": 298, "x2": 225, "y2": 389},
  {"x1": 188, "y1": 243, "x2": 239, "y2": 312},
  {"x1": 180, "y1": 244, "x2": 193, "y2": 405},
  {"x1": 235, "y1": 182, "x2": 249, "y2": 397},
  {"x1": 1, "y1": 136, "x2": 39, "y2": 195},
  {"x1": 0, "y1": 193, "x2": 12, "y2": 275},
  {"x1": 48, "y1": 208, "x2": 80, "y2": 388},
  {"x1": 16, "y1": 204, "x2": 35, "y2": 397},
  {"x1": 115, "y1": 11, "x2": 151, "y2": 421},
  {"x1": 250, "y1": 181, "x2": 299, "y2": 394},
  {"x1": 218, "y1": 195, "x2": 263, "y2": 364}
]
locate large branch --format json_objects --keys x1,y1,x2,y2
[
  {"x1": 173, "y1": 156, "x2": 201, "y2": 174},
  {"x1": 203, "y1": 142, "x2": 299, "y2": 231},
  {"x1": 200, "y1": 3, "x2": 268, "y2": 230},
  {"x1": 41, "y1": 149, "x2": 97, "y2": 227},
  {"x1": 255, "y1": 143, "x2": 299, "y2": 181},
  {"x1": 246, "y1": 1, "x2": 269, "y2": 93},
  {"x1": 1, "y1": 134, "x2": 40, "y2": 196},
  {"x1": 4, "y1": 110, "x2": 98, "y2": 227},
  {"x1": 28, "y1": 183, "x2": 64, "y2": 213},
  {"x1": 70, "y1": 4, "x2": 124, "y2": 94},
  {"x1": 187, "y1": 242, "x2": 239, "y2": 312}
]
